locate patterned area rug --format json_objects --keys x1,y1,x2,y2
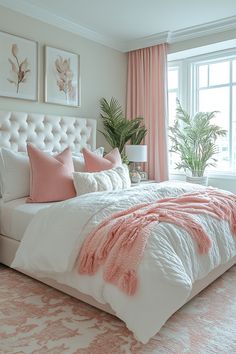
[{"x1": 0, "y1": 265, "x2": 235, "y2": 354}]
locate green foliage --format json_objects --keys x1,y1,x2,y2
[
  {"x1": 169, "y1": 99, "x2": 227, "y2": 177},
  {"x1": 130, "y1": 117, "x2": 147, "y2": 145},
  {"x1": 99, "y1": 97, "x2": 147, "y2": 160}
]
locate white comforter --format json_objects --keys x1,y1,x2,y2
[{"x1": 12, "y1": 181, "x2": 236, "y2": 343}]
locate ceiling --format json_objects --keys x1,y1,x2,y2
[{"x1": 1, "y1": 0, "x2": 236, "y2": 51}]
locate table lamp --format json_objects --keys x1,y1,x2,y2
[{"x1": 125, "y1": 145, "x2": 148, "y2": 183}]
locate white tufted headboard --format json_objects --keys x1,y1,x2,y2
[{"x1": 0, "y1": 111, "x2": 96, "y2": 153}]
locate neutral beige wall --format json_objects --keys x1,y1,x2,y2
[
  {"x1": 168, "y1": 28, "x2": 236, "y2": 54},
  {"x1": 0, "y1": 5, "x2": 127, "y2": 149}
]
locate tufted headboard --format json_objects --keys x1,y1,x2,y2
[{"x1": 0, "y1": 111, "x2": 96, "y2": 153}]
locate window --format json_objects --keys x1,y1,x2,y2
[{"x1": 168, "y1": 50, "x2": 236, "y2": 174}]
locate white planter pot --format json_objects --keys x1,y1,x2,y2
[{"x1": 186, "y1": 175, "x2": 208, "y2": 186}]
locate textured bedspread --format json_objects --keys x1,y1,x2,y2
[{"x1": 12, "y1": 181, "x2": 236, "y2": 343}]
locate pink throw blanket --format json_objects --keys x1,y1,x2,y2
[{"x1": 77, "y1": 188, "x2": 236, "y2": 295}]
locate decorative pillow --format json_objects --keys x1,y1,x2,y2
[
  {"x1": 0, "y1": 148, "x2": 30, "y2": 202},
  {"x1": 72, "y1": 147, "x2": 104, "y2": 172},
  {"x1": 27, "y1": 144, "x2": 76, "y2": 203},
  {"x1": 83, "y1": 147, "x2": 122, "y2": 172},
  {"x1": 73, "y1": 164, "x2": 131, "y2": 196}
]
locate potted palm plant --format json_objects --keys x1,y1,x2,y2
[
  {"x1": 169, "y1": 99, "x2": 227, "y2": 185},
  {"x1": 99, "y1": 97, "x2": 147, "y2": 162}
]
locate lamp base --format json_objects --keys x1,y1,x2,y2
[{"x1": 135, "y1": 163, "x2": 148, "y2": 181}]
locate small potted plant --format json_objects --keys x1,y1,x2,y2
[
  {"x1": 169, "y1": 99, "x2": 227, "y2": 185},
  {"x1": 99, "y1": 97, "x2": 147, "y2": 162}
]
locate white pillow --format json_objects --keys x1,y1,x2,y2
[
  {"x1": 73, "y1": 164, "x2": 131, "y2": 196},
  {"x1": 72, "y1": 147, "x2": 104, "y2": 172},
  {"x1": 0, "y1": 148, "x2": 30, "y2": 202}
]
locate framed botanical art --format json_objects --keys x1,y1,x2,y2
[
  {"x1": 0, "y1": 31, "x2": 38, "y2": 101},
  {"x1": 45, "y1": 46, "x2": 80, "y2": 107}
]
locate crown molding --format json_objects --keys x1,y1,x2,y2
[
  {"x1": 0, "y1": 0, "x2": 235, "y2": 52},
  {"x1": 0, "y1": 0, "x2": 125, "y2": 51},
  {"x1": 127, "y1": 16, "x2": 236, "y2": 51},
  {"x1": 169, "y1": 15, "x2": 236, "y2": 43},
  {"x1": 123, "y1": 31, "x2": 170, "y2": 52}
]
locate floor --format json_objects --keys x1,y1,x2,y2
[{"x1": 0, "y1": 265, "x2": 235, "y2": 354}]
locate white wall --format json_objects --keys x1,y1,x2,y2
[{"x1": 0, "y1": 5, "x2": 127, "y2": 149}]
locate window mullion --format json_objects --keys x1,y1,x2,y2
[
  {"x1": 229, "y1": 60, "x2": 233, "y2": 169},
  {"x1": 207, "y1": 64, "x2": 210, "y2": 87},
  {"x1": 190, "y1": 63, "x2": 197, "y2": 115}
]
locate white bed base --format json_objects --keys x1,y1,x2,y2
[{"x1": 1, "y1": 234, "x2": 235, "y2": 317}]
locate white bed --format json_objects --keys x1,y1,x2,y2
[
  {"x1": 0, "y1": 110, "x2": 117, "y2": 316},
  {"x1": 0, "y1": 110, "x2": 235, "y2": 344}
]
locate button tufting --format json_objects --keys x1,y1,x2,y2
[
  {"x1": 26, "y1": 116, "x2": 32, "y2": 124},
  {"x1": 52, "y1": 128, "x2": 59, "y2": 134},
  {"x1": 35, "y1": 128, "x2": 42, "y2": 134},
  {"x1": 59, "y1": 138, "x2": 66, "y2": 144},
  {"x1": 66, "y1": 129, "x2": 74, "y2": 135},
  {"x1": 0, "y1": 112, "x2": 96, "y2": 153},
  {"x1": 18, "y1": 127, "x2": 26, "y2": 133},
  {"x1": 44, "y1": 137, "x2": 52, "y2": 143}
]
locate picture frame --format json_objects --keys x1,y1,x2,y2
[
  {"x1": 45, "y1": 46, "x2": 80, "y2": 107},
  {"x1": 139, "y1": 171, "x2": 148, "y2": 181},
  {"x1": 0, "y1": 31, "x2": 38, "y2": 101}
]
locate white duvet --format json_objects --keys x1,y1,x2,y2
[{"x1": 12, "y1": 181, "x2": 236, "y2": 343}]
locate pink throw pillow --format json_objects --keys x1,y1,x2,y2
[
  {"x1": 83, "y1": 147, "x2": 122, "y2": 172},
  {"x1": 27, "y1": 144, "x2": 76, "y2": 203}
]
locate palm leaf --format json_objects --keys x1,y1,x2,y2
[
  {"x1": 169, "y1": 99, "x2": 227, "y2": 176},
  {"x1": 99, "y1": 97, "x2": 147, "y2": 157}
]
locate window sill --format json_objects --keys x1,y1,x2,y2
[{"x1": 170, "y1": 171, "x2": 236, "y2": 180}]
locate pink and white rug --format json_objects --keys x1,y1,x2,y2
[{"x1": 0, "y1": 265, "x2": 235, "y2": 354}]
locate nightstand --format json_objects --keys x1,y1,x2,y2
[{"x1": 131, "y1": 180, "x2": 156, "y2": 187}]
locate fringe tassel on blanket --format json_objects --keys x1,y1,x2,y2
[{"x1": 77, "y1": 188, "x2": 236, "y2": 296}]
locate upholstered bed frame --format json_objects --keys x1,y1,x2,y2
[
  {"x1": 0, "y1": 110, "x2": 235, "y2": 320},
  {"x1": 0, "y1": 110, "x2": 96, "y2": 153}
]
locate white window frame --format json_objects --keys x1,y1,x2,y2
[
  {"x1": 168, "y1": 48, "x2": 236, "y2": 178},
  {"x1": 168, "y1": 61, "x2": 183, "y2": 109}
]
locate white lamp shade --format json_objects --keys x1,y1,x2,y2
[{"x1": 125, "y1": 145, "x2": 147, "y2": 162}]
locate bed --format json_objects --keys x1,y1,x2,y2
[{"x1": 0, "y1": 110, "x2": 235, "y2": 344}]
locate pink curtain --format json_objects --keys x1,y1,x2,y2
[{"x1": 126, "y1": 44, "x2": 169, "y2": 181}]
